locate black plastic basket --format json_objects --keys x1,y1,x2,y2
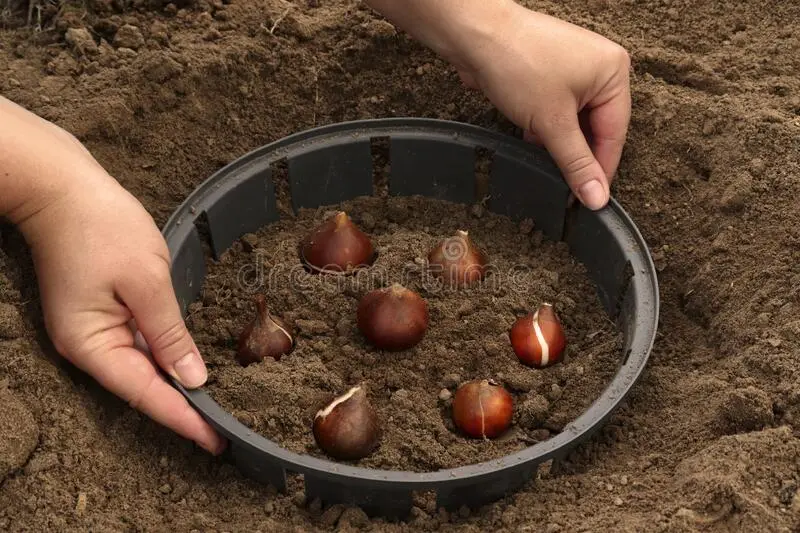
[{"x1": 161, "y1": 118, "x2": 659, "y2": 518}]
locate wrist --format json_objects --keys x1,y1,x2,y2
[
  {"x1": 436, "y1": 0, "x2": 521, "y2": 73},
  {"x1": 366, "y1": 0, "x2": 520, "y2": 73},
  {"x1": 0, "y1": 97, "x2": 110, "y2": 240}
]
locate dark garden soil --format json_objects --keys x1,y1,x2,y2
[{"x1": 1, "y1": 0, "x2": 799, "y2": 531}]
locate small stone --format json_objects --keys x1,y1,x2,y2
[
  {"x1": 749, "y1": 158, "x2": 765, "y2": 176},
  {"x1": 240, "y1": 233, "x2": 259, "y2": 252},
  {"x1": 65, "y1": 28, "x2": 98, "y2": 55},
  {"x1": 337, "y1": 506, "x2": 369, "y2": 528},
  {"x1": 614, "y1": 497, "x2": 623, "y2": 506},
  {"x1": 391, "y1": 389, "x2": 410, "y2": 405},
  {"x1": 116, "y1": 47, "x2": 138, "y2": 59},
  {"x1": 203, "y1": 28, "x2": 222, "y2": 41},
  {"x1": 360, "y1": 212, "x2": 376, "y2": 230},
  {"x1": 620, "y1": 475, "x2": 628, "y2": 485},
  {"x1": 75, "y1": 492, "x2": 87, "y2": 516},
  {"x1": 545, "y1": 524, "x2": 562, "y2": 533},
  {"x1": 159, "y1": 483, "x2": 172, "y2": 494},
  {"x1": 438, "y1": 389, "x2": 452, "y2": 401},
  {"x1": 548, "y1": 383, "x2": 563, "y2": 401},
  {"x1": 319, "y1": 504, "x2": 344, "y2": 526},
  {"x1": 518, "y1": 394, "x2": 550, "y2": 429},
  {"x1": 114, "y1": 24, "x2": 145, "y2": 50}
]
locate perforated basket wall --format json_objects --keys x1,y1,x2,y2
[{"x1": 162, "y1": 119, "x2": 659, "y2": 518}]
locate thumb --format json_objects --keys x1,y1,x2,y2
[
  {"x1": 537, "y1": 110, "x2": 610, "y2": 210},
  {"x1": 117, "y1": 260, "x2": 208, "y2": 389}
]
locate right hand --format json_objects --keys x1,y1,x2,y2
[{"x1": 457, "y1": 6, "x2": 632, "y2": 210}]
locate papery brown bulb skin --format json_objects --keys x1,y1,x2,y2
[
  {"x1": 452, "y1": 379, "x2": 513, "y2": 439},
  {"x1": 300, "y1": 211, "x2": 375, "y2": 274},
  {"x1": 357, "y1": 284, "x2": 429, "y2": 351},
  {"x1": 236, "y1": 294, "x2": 294, "y2": 366},
  {"x1": 509, "y1": 303, "x2": 567, "y2": 368},
  {"x1": 427, "y1": 230, "x2": 487, "y2": 288},
  {"x1": 312, "y1": 385, "x2": 380, "y2": 460}
]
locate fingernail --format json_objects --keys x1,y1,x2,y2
[
  {"x1": 578, "y1": 180, "x2": 607, "y2": 210},
  {"x1": 174, "y1": 352, "x2": 207, "y2": 388}
]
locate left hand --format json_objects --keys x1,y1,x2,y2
[{"x1": 18, "y1": 163, "x2": 226, "y2": 455}]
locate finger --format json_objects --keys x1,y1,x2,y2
[
  {"x1": 73, "y1": 329, "x2": 226, "y2": 455},
  {"x1": 588, "y1": 84, "x2": 631, "y2": 184},
  {"x1": 457, "y1": 69, "x2": 479, "y2": 90},
  {"x1": 537, "y1": 109, "x2": 609, "y2": 210},
  {"x1": 522, "y1": 129, "x2": 544, "y2": 147},
  {"x1": 116, "y1": 257, "x2": 207, "y2": 389}
]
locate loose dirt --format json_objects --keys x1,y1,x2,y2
[
  {"x1": 1, "y1": 0, "x2": 799, "y2": 531},
  {"x1": 192, "y1": 195, "x2": 621, "y2": 471}
]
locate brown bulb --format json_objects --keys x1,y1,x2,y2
[
  {"x1": 509, "y1": 303, "x2": 567, "y2": 368},
  {"x1": 452, "y1": 379, "x2": 513, "y2": 439},
  {"x1": 357, "y1": 284, "x2": 429, "y2": 351},
  {"x1": 300, "y1": 211, "x2": 375, "y2": 275},
  {"x1": 427, "y1": 230, "x2": 487, "y2": 288},
  {"x1": 312, "y1": 385, "x2": 380, "y2": 460},
  {"x1": 236, "y1": 294, "x2": 294, "y2": 366}
]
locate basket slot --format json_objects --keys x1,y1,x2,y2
[
  {"x1": 303, "y1": 474, "x2": 413, "y2": 519},
  {"x1": 488, "y1": 149, "x2": 569, "y2": 241},
  {"x1": 230, "y1": 443, "x2": 288, "y2": 493},
  {"x1": 169, "y1": 225, "x2": 206, "y2": 316},
  {"x1": 204, "y1": 166, "x2": 279, "y2": 259},
  {"x1": 388, "y1": 135, "x2": 476, "y2": 204},
  {"x1": 287, "y1": 139, "x2": 373, "y2": 210},
  {"x1": 564, "y1": 206, "x2": 631, "y2": 318}
]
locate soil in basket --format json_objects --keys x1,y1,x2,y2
[{"x1": 188, "y1": 194, "x2": 622, "y2": 472}]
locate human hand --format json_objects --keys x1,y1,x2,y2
[
  {"x1": 456, "y1": 6, "x2": 631, "y2": 209},
  {"x1": 12, "y1": 119, "x2": 225, "y2": 455},
  {"x1": 364, "y1": 0, "x2": 631, "y2": 210}
]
